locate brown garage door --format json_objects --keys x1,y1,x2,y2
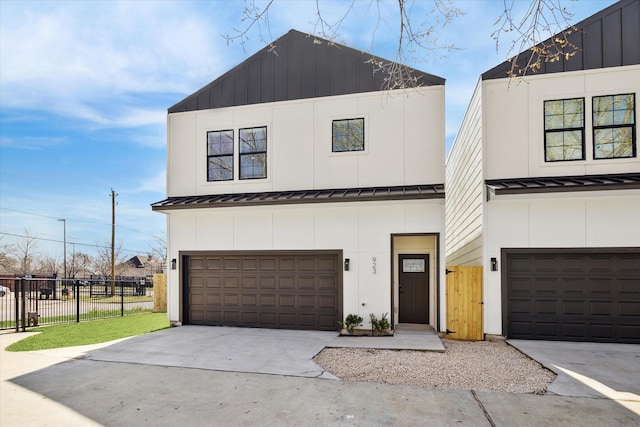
[
  {"x1": 184, "y1": 251, "x2": 341, "y2": 331},
  {"x1": 504, "y1": 249, "x2": 640, "y2": 344}
]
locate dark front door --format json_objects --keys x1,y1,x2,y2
[{"x1": 399, "y1": 254, "x2": 429, "y2": 324}]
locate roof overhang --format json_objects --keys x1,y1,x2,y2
[
  {"x1": 152, "y1": 184, "x2": 445, "y2": 211},
  {"x1": 485, "y1": 173, "x2": 640, "y2": 198}
]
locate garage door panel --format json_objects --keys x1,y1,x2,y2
[
  {"x1": 241, "y1": 276, "x2": 258, "y2": 289},
  {"x1": 279, "y1": 258, "x2": 296, "y2": 270},
  {"x1": 279, "y1": 294, "x2": 295, "y2": 308},
  {"x1": 260, "y1": 258, "x2": 277, "y2": 270},
  {"x1": 535, "y1": 300, "x2": 558, "y2": 314},
  {"x1": 279, "y1": 276, "x2": 296, "y2": 289},
  {"x1": 535, "y1": 322, "x2": 559, "y2": 338},
  {"x1": 619, "y1": 279, "x2": 640, "y2": 294},
  {"x1": 206, "y1": 258, "x2": 222, "y2": 270},
  {"x1": 191, "y1": 276, "x2": 206, "y2": 288},
  {"x1": 223, "y1": 277, "x2": 239, "y2": 288},
  {"x1": 534, "y1": 279, "x2": 558, "y2": 294},
  {"x1": 277, "y1": 313, "x2": 295, "y2": 327},
  {"x1": 505, "y1": 250, "x2": 640, "y2": 344},
  {"x1": 241, "y1": 294, "x2": 257, "y2": 306},
  {"x1": 186, "y1": 252, "x2": 340, "y2": 330},
  {"x1": 590, "y1": 301, "x2": 613, "y2": 316},
  {"x1": 318, "y1": 295, "x2": 337, "y2": 309},
  {"x1": 205, "y1": 293, "x2": 221, "y2": 306},
  {"x1": 619, "y1": 325, "x2": 640, "y2": 341},
  {"x1": 190, "y1": 257, "x2": 206, "y2": 270},
  {"x1": 299, "y1": 277, "x2": 316, "y2": 289},
  {"x1": 260, "y1": 294, "x2": 277, "y2": 307},
  {"x1": 299, "y1": 258, "x2": 315, "y2": 271},
  {"x1": 318, "y1": 276, "x2": 337, "y2": 290},
  {"x1": 242, "y1": 258, "x2": 258, "y2": 270},
  {"x1": 620, "y1": 301, "x2": 640, "y2": 316},
  {"x1": 562, "y1": 300, "x2": 585, "y2": 315}
]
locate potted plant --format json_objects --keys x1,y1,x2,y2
[
  {"x1": 338, "y1": 313, "x2": 363, "y2": 335},
  {"x1": 369, "y1": 313, "x2": 392, "y2": 336}
]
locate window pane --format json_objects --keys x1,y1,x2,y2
[
  {"x1": 594, "y1": 128, "x2": 633, "y2": 159},
  {"x1": 544, "y1": 99, "x2": 583, "y2": 130},
  {"x1": 239, "y1": 127, "x2": 267, "y2": 153},
  {"x1": 545, "y1": 130, "x2": 583, "y2": 161},
  {"x1": 592, "y1": 94, "x2": 635, "y2": 159},
  {"x1": 333, "y1": 118, "x2": 364, "y2": 152},
  {"x1": 240, "y1": 153, "x2": 266, "y2": 179},
  {"x1": 593, "y1": 94, "x2": 635, "y2": 126},
  {"x1": 402, "y1": 259, "x2": 425, "y2": 273},
  {"x1": 208, "y1": 156, "x2": 233, "y2": 181},
  {"x1": 207, "y1": 130, "x2": 233, "y2": 155}
]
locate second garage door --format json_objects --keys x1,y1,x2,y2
[
  {"x1": 504, "y1": 249, "x2": 640, "y2": 344},
  {"x1": 185, "y1": 251, "x2": 341, "y2": 331}
]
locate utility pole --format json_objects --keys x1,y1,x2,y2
[
  {"x1": 57, "y1": 218, "x2": 66, "y2": 279},
  {"x1": 111, "y1": 189, "x2": 116, "y2": 297}
]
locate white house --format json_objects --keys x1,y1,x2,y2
[
  {"x1": 446, "y1": 0, "x2": 640, "y2": 343},
  {"x1": 153, "y1": 30, "x2": 447, "y2": 331}
]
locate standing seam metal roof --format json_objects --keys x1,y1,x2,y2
[
  {"x1": 151, "y1": 184, "x2": 445, "y2": 211},
  {"x1": 169, "y1": 29, "x2": 445, "y2": 113}
]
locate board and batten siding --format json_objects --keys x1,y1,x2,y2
[
  {"x1": 166, "y1": 87, "x2": 445, "y2": 198},
  {"x1": 483, "y1": 65, "x2": 640, "y2": 180},
  {"x1": 165, "y1": 199, "x2": 445, "y2": 325},
  {"x1": 445, "y1": 80, "x2": 484, "y2": 266}
]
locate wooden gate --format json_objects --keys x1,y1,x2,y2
[{"x1": 445, "y1": 266, "x2": 483, "y2": 341}]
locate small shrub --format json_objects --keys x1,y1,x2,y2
[
  {"x1": 338, "y1": 313, "x2": 363, "y2": 334},
  {"x1": 369, "y1": 312, "x2": 390, "y2": 336}
]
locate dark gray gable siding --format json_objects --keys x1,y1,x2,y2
[
  {"x1": 483, "y1": 0, "x2": 640, "y2": 80},
  {"x1": 169, "y1": 30, "x2": 445, "y2": 113}
]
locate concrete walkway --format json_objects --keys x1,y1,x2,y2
[{"x1": 328, "y1": 323, "x2": 445, "y2": 351}]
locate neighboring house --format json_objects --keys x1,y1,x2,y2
[
  {"x1": 446, "y1": 0, "x2": 640, "y2": 343},
  {"x1": 120, "y1": 255, "x2": 164, "y2": 278},
  {"x1": 153, "y1": 30, "x2": 446, "y2": 331}
]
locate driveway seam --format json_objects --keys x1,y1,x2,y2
[{"x1": 471, "y1": 389, "x2": 496, "y2": 427}]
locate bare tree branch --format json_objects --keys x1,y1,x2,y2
[{"x1": 492, "y1": 0, "x2": 579, "y2": 78}]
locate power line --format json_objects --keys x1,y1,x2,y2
[
  {"x1": 0, "y1": 231, "x2": 152, "y2": 255},
  {"x1": 0, "y1": 207, "x2": 164, "y2": 239}
]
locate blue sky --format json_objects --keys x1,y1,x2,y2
[{"x1": 0, "y1": 0, "x2": 614, "y2": 262}]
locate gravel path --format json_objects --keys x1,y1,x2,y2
[{"x1": 314, "y1": 339, "x2": 556, "y2": 394}]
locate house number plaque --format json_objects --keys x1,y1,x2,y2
[{"x1": 372, "y1": 257, "x2": 377, "y2": 274}]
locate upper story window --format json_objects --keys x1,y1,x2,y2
[
  {"x1": 239, "y1": 126, "x2": 267, "y2": 179},
  {"x1": 207, "y1": 130, "x2": 234, "y2": 181},
  {"x1": 332, "y1": 118, "x2": 364, "y2": 152},
  {"x1": 593, "y1": 93, "x2": 636, "y2": 159},
  {"x1": 544, "y1": 98, "x2": 585, "y2": 162}
]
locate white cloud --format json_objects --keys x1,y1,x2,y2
[{"x1": 0, "y1": 1, "x2": 227, "y2": 125}]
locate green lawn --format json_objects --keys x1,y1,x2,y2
[{"x1": 6, "y1": 312, "x2": 170, "y2": 352}]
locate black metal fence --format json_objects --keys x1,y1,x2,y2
[{"x1": 0, "y1": 277, "x2": 154, "y2": 331}]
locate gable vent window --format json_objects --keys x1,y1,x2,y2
[
  {"x1": 239, "y1": 126, "x2": 267, "y2": 180},
  {"x1": 593, "y1": 93, "x2": 636, "y2": 159},
  {"x1": 544, "y1": 98, "x2": 585, "y2": 162},
  {"x1": 207, "y1": 130, "x2": 234, "y2": 181},
  {"x1": 332, "y1": 118, "x2": 364, "y2": 152}
]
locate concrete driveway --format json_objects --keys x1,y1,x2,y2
[
  {"x1": 85, "y1": 325, "x2": 339, "y2": 379},
  {"x1": 2, "y1": 328, "x2": 639, "y2": 426},
  {"x1": 508, "y1": 340, "x2": 640, "y2": 401}
]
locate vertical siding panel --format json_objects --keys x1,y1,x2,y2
[{"x1": 602, "y1": 11, "x2": 622, "y2": 67}]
